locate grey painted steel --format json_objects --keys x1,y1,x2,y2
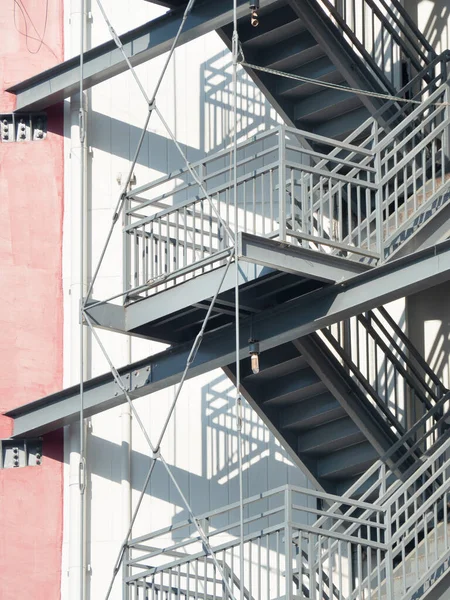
[
  {"x1": 238, "y1": 232, "x2": 373, "y2": 282},
  {"x1": 86, "y1": 232, "x2": 371, "y2": 338},
  {"x1": 7, "y1": 239, "x2": 450, "y2": 438},
  {"x1": 387, "y1": 192, "x2": 450, "y2": 262},
  {"x1": 8, "y1": 0, "x2": 279, "y2": 111},
  {"x1": 293, "y1": 335, "x2": 400, "y2": 458}
]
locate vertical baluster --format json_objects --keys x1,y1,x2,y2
[
  {"x1": 258, "y1": 536, "x2": 261, "y2": 600},
  {"x1": 200, "y1": 200, "x2": 205, "y2": 263},
  {"x1": 270, "y1": 168, "x2": 274, "y2": 236},
  {"x1": 318, "y1": 535, "x2": 324, "y2": 600},
  {"x1": 422, "y1": 147, "x2": 426, "y2": 207},
  {"x1": 144, "y1": 226, "x2": 149, "y2": 292},
  {"x1": 254, "y1": 172, "x2": 258, "y2": 235},
  {"x1": 279, "y1": 125, "x2": 286, "y2": 241},
  {"x1": 309, "y1": 534, "x2": 316, "y2": 600},
  {"x1": 291, "y1": 168, "x2": 295, "y2": 238},
  {"x1": 186, "y1": 563, "x2": 191, "y2": 598},
  {"x1": 338, "y1": 182, "x2": 343, "y2": 242},
  {"x1": 327, "y1": 535, "x2": 333, "y2": 600},
  {"x1": 276, "y1": 529, "x2": 280, "y2": 599},
  {"x1": 356, "y1": 185, "x2": 361, "y2": 248},
  {"x1": 134, "y1": 230, "x2": 139, "y2": 288},
  {"x1": 347, "y1": 182, "x2": 352, "y2": 247}
]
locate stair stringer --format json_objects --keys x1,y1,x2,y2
[{"x1": 293, "y1": 334, "x2": 404, "y2": 464}]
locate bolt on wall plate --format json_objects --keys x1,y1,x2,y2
[
  {"x1": 0, "y1": 113, "x2": 47, "y2": 143},
  {"x1": 0, "y1": 438, "x2": 43, "y2": 468}
]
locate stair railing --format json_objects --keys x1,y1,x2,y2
[
  {"x1": 123, "y1": 410, "x2": 450, "y2": 600},
  {"x1": 123, "y1": 484, "x2": 387, "y2": 600},
  {"x1": 319, "y1": 306, "x2": 445, "y2": 439},
  {"x1": 315, "y1": 0, "x2": 435, "y2": 93}
]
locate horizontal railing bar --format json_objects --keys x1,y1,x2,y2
[
  {"x1": 126, "y1": 128, "x2": 280, "y2": 198},
  {"x1": 201, "y1": 145, "x2": 278, "y2": 182},
  {"x1": 379, "y1": 120, "x2": 449, "y2": 187},
  {"x1": 285, "y1": 144, "x2": 377, "y2": 173},
  {"x1": 292, "y1": 503, "x2": 386, "y2": 529},
  {"x1": 291, "y1": 523, "x2": 387, "y2": 550},
  {"x1": 390, "y1": 453, "x2": 450, "y2": 522},
  {"x1": 379, "y1": 104, "x2": 446, "y2": 168},
  {"x1": 285, "y1": 161, "x2": 378, "y2": 189},
  {"x1": 127, "y1": 248, "x2": 232, "y2": 296},
  {"x1": 383, "y1": 184, "x2": 450, "y2": 248},
  {"x1": 285, "y1": 124, "x2": 374, "y2": 156},
  {"x1": 289, "y1": 484, "x2": 384, "y2": 512},
  {"x1": 129, "y1": 506, "x2": 285, "y2": 562},
  {"x1": 129, "y1": 484, "x2": 289, "y2": 545},
  {"x1": 127, "y1": 523, "x2": 287, "y2": 579},
  {"x1": 285, "y1": 230, "x2": 380, "y2": 259},
  {"x1": 385, "y1": 433, "x2": 450, "y2": 508},
  {"x1": 374, "y1": 83, "x2": 449, "y2": 154},
  {"x1": 127, "y1": 161, "x2": 280, "y2": 229}
]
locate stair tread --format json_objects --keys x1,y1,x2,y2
[{"x1": 297, "y1": 416, "x2": 365, "y2": 455}]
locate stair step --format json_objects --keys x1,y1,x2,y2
[
  {"x1": 242, "y1": 343, "x2": 306, "y2": 381},
  {"x1": 297, "y1": 417, "x2": 365, "y2": 455},
  {"x1": 277, "y1": 57, "x2": 343, "y2": 99},
  {"x1": 260, "y1": 368, "x2": 327, "y2": 406},
  {"x1": 294, "y1": 88, "x2": 363, "y2": 124},
  {"x1": 240, "y1": 6, "x2": 303, "y2": 49},
  {"x1": 279, "y1": 392, "x2": 345, "y2": 430},
  {"x1": 311, "y1": 106, "x2": 369, "y2": 140},
  {"x1": 318, "y1": 441, "x2": 378, "y2": 480},
  {"x1": 258, "y1": 32, "x2": 323, "y2": 70}
]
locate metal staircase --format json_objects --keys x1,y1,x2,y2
[
  {"x1": 123, "y1": 397, "x2": 450, "y2": 600},
  {"x1": 224, "y1": 305, "x2": 446, "y2": 495},
  {"x1": 4, "y1": 1, "x2": 450, "y2": 598},
  {"x1": 218, "y1": 0, "x2": 436, "y2": 140}
]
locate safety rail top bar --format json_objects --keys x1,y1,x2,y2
[
  {"x1": 126, "y1": 124, "x2": 374, "y2": 203},
  {"x1": 129, "y1": 483, "x2": 384, "y2": 548}
]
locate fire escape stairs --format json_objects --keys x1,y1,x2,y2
[
  {"x1": 223, "y1": 306, "x2": 448, "y2": 496},
  {"x1": 218, "y1": 0, "x2": 436, "y2": 141}
]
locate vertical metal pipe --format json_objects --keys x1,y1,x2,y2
[
  {"x1": 78, "y1": 0, "x2": 88, "y2": 597},
  {"x1": 278, "y1": 126, "x2": 286, "y2": 241},
  {"x1": 374, "y1": 122, "x2": 383, "y2": 260},
  {"x1": 232, "y1": 3, "x2": 245, "y2": 599}
]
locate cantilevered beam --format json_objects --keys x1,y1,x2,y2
[
  {"x1": 8, "y1": 0, "x2": 278, "y2": 111},
  {"x1": 238, "y1": 233, "x2": 373, "y2": 281},
  {"x1": 7, "y1": 240, "x2": 450, "y2": 438}
]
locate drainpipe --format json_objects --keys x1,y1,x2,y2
[
  {"x1": 68, "y1": 0, "x2": 89, "y2": 598},
  {"x1": 122, "y1": 338, "x2": 132, "y2": 534}
]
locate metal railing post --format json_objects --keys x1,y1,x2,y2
[
  {"x1": 374, "y1": 122, "x2": 383, "y2": 261},
  {"x1": 122, "y1": 193, "x2": 131, "y2": 302},
  {"x1": 385, "y1": 506, "x2": 394, "y2": 600},
  {"x1": 122, "y1": 545, "x2": 130, "y2": 600},
  {"x1": 278, "y1": 126, "x2": 287, "y2": 242},
  {"x1": 284, "y1": 486, "x2": 293, "y2": 600}
]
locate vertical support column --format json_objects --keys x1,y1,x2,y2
[
  {"x1": 374, "y1": 122, "x2": 383, "y2": 261},
  {"x1": 122, "y1": 191, "x2": 131, "y2": 300},
  {"x1": 284, "y1": 486, "x2": 293, "y2": 600},
  {"x1": 122, "y1": 545, "x2": 130, "y2": 600},
  {"x1": 443, "y1": 70, "x2": 450, "y2": 170},
  {"x1": 278, "y1": 126, "x2": 287, "y2": 242},
  {"x1": 385, "y1": 505, "x2": 393, "y2": 600}
]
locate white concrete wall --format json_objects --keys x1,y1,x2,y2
[{"x1": 62, "y1": 2, "x2": 311, "y2": 598}]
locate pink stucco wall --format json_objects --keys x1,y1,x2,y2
[{"x1": 0, "y1": 1, "x2": 64, "y2": 598}]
